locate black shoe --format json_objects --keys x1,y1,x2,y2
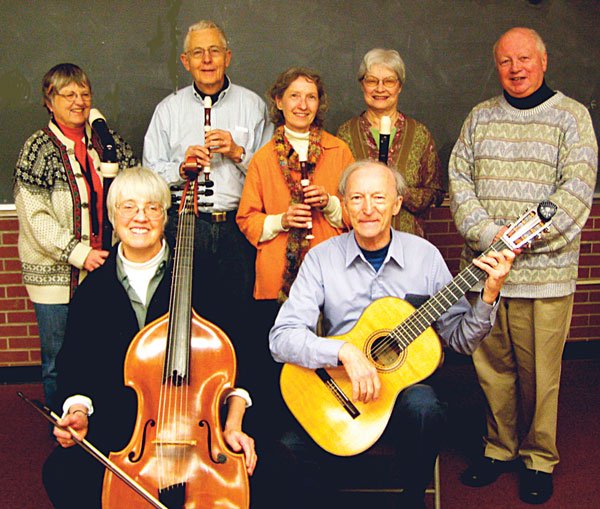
[
  {"x1": 460, "y1": 457, "x2": 514, "y2": 487},
  {"x1": 519, "y1": 469, "x2": 553, "y2": 504}
]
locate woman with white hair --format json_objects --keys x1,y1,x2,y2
[
  {"x1": 43, "y1": 167, "x2": 256, "y2": 509},
  {"x1": 337, "y1": 48, "x2": 444, "y2": 236}
]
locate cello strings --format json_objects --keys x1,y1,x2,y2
[
  {"x1": 158, "y1": 186, "x2": 193, "y2": 489},
  {"x1": 180, "y1": 199, "x2": 194, "y2": 483}
]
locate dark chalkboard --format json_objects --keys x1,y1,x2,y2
[{"x1": 1, "y1": 0, "x2": 599, "y2": 203}]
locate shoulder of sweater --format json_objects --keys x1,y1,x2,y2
[
  {"x1": 22, "y1": 128, "x2": 52, "y2": 146},
  {"x1": 17, "y1": 127, "x2": 62, "y2": 169},
  {"x1": 467, "y1": 92, "x2": 591, "y2": 125},
  {"x1": 551, "y1": 92, "x2": 593, "y2": 118},
  {"x1": 468, "y1": 95, "x2": 504, "y2": 115},
  {"x1": 336, "y1": 116, "x2": 357, "y2": 133},
  {"x1": 400, "y1": 112, "x2": 435, "y2": 138}
]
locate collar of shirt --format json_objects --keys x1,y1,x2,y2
[
  {"x1": 116, "y1": 242, "x2": 170, "y2": 328},
  {"x1": 344, "y1": 228, "x2": 405, "y2": 270},
  {"x1": 193, "y1": 75, "x2": 231, "y2": 106}
]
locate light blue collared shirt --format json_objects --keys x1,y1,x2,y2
[
  {"x1": 143, "y1": 79, "x2": 273, "y2": 212},
  {"x1": 270, "y1": 229, "x2": 498, "y2": 369}
]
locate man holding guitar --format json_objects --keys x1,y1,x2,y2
[
  {"x1": 449, "y1": 28, "x2": 597, "y2": 504},
  {"x1": 269, "y1": 160, "x2": 515, "y2": 509}
]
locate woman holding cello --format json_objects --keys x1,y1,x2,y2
[{"x1": 43, "y1": 167, "x2": 256, "y2": 508}]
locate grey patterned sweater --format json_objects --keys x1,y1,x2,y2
[
  {"x1": 449, "y1": 92, "x2": 597, "y2": 298},
  {"x1": 14, "y1": 120, "x2": 137, "y2": 304}
]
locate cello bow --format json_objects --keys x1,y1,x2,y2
[{"x1": 17, "y1": 392, "x2": 167, "y2": 509}]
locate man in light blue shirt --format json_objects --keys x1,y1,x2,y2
[
  {"x1": 143, "y1": 20, "x2": 272, "y2": 209},
  {"x1": 270, "y1": 160, "x2": 515, "y2": 509},
  {"x1": 142, "y1": 20, "x2": 273, "y2": 433}
]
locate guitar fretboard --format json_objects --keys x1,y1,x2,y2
[{"x1": 390, "y1": 238, "x2": 507, "y2": 350}]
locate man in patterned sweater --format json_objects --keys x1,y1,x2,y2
[{"x1": 449, "y1": 27, "x2": 597, "y2": 504}]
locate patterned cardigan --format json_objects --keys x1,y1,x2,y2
[
  {"x1": 14, "y1": 120, "x2": 137, "y2": 304},
  {"x1": 337, "y1": 112, "x2": 444, "y2": 237}
]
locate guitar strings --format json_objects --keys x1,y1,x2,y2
[{"x1": 368, "y1": 260, "x2": 489, "y2": 361}]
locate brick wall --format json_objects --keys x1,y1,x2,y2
[
  {"x1": 1, "y1": 200, "x2": 599, "y2": 367},
  {"x1": 0, "y1": 214, "x2": 39, "y2": 367}
]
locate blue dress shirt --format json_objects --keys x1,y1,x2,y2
[
  {"x1": 143, "y1": 79, "x2": 273, "y2": 212},
  {"x1": 270, "y1": 229, "x2": 498, "y2": 369}
]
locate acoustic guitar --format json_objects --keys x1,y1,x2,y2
[{"x1": 280, "y1": 201, "x2": 557, "y2": 456}]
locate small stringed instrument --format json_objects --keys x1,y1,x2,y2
[{"x1": 280, "y1": 201, "x2": 557, "y2": 456}]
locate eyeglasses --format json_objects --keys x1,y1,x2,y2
[
  {"x1": 187, "y1": 46, "x2": 227, "y2": 60},
  {"x1": 55, "y1": 91, "x2": 92, "y2": 103},
  {"x1": 116, "y1": 201, "x2": 164, "y2": 220},
  {"x1": 361, "y1": 76, "x2": 400, "y2": 89}
]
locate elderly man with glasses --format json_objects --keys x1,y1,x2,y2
[{"x1": 143, "y1": 20, "x2": 273, "y2": 506}]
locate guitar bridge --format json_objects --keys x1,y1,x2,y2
[{"x1": 315, "y1": 368, "x2": 360, "y2": 419}]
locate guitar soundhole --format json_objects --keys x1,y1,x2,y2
[{"x1": 369, "y1": 333, "x2": 406, "y2": 371}]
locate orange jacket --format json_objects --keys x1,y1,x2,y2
[{"x1": 237, "y1": 131, "x2": 354, "y2": 299}]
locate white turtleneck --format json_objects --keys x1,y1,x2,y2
[
  {"x1": 283, "y1": 126, "x2": 310, "y2": 160},
  {"x1": 118, "y1": 241, "x2": 167, "y2": 305}
]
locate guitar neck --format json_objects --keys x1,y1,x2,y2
[{"x1": 391, "y1": 238, "x2": 508, "y2": 349}]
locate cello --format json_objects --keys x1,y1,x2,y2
[{"x1": 102, "y1": 173, "x2": 250, "y2": 507}]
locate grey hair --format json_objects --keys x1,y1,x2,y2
[
  {"x1": 357, "y1": 48, "x2": 406, "y2": 85},
  {"x1": 338, "y1": 159, "x2": 407, "y2": 198},
  {"x1": 42, "y1": 63, "x2": 91, "y2": 113},
  {"x1": 493, "y1": 27, "x2": 547, "y2": 59},
  {"x1": 106, "y1": 167, "x2": 171, "y2": 228},
  {"x1": 183, "y1": 20, "x2": 228, "y2": 52}
]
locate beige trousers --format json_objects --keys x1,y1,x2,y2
[{"x1": 472, "y1": 294, "x2": 574, "y2": 473}]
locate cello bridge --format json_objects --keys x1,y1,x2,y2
[{"x1": 152, "y1": 439, "x2": 197, "y2": 447}]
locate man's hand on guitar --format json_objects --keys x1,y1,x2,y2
[
  {"x1": 338, "y1": 343, "x2": 381, "y2": 403},
  {"x1": 473, "y1": 248, "x2": 516, "y2": 304}
]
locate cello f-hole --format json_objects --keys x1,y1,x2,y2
[
  {"x1": 199, "y1": 420, "x2": 228, "y2": 464},
  {"x1": 128, "y1": 419, "x2": 155, "y2": 463}
]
